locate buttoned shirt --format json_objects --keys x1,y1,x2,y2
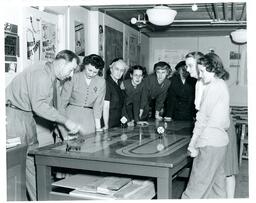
[
  {"x1": 60, "y1": 72, "x2": 106, "y2": 119},
  {"x1": 140, "y1": 74, "x2": 171, "y2": 111},
  {"x1": 6, "y1": 62, "x2": 66, "y2": 124}
]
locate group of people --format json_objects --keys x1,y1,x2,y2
[{"x1": 6, "y1": 49, "x2": 238, "y2": 200}]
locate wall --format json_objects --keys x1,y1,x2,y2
[
  {"x1": 149, "y1": 36, "x2": 247, "y2": 106},
  {"x1": 21, "y1": 7, "x2": 60, "y2": 70},
  {"x1": 140, "y1": 33, "x2": 150, "y2": 70},
  {"x1": 99, "y1": 11, "x2": 150, "y2": 70},
  {"x1": 3, "y1": 7, "x2": 23, "y2": 86},
  {"x1": 68, "y1": 6, "x2": 89, "y2": 57}
]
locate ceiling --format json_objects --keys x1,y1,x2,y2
[{"x1": 84, "y1": 2, "x2": 246, "y2": 37}]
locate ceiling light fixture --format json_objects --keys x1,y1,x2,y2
[
  {"x1": 230, "y1": 29, "x2": 247, "y2": 44},
  {"x1": 146, "y1": 5, "x2": 177, "y2": 26},
  {"x1": 130, "y1": 14, "x2": 147, "y2": 28}
]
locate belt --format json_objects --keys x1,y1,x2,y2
[
  {"x1": 84, "y1": 106, "x2": 93, "y2": 109},
  {"x1": 69, "y1": 103, "x2": 93, "y2": 109}
]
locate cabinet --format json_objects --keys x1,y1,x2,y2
[{"x1": 6, "y1": 144, "x2": 28, "y2": 201}]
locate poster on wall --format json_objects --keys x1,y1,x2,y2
[
  {"x1": 229, "y1": 51, "x2": 241, "y2": 68},
  {"x1": 41, "y1": 21, "x2": 57, "y2": 61},
  {"x1": 26, "y1": 16, "x2": 41, "y2": 61},
  {"x1": 129, "y1": 35, "x2": 138, "y2": 67},
  {"x1": 75, "y1": 21, "x2": 85, "y2": 56},
  {"x1": 104, "y1": 26, "x2": 123, "y2": 76},
  {"x1": 154, "y1": 49, "x2": 189, "y2": 71},
  {"x1": 124, "y1": 35, "x2": 129, "y2": 63},
  {"x1": 99, "y1": 25, "x2": 104, "y2": 58}
]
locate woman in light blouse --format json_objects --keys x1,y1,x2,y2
[
  {"x1": 185, "y1": 51, "x2": 239, "y2": 198},
  {"x1": 182, "y1": 53, "x2": 230, "y2": 198},
  {"x1": 60, "y1": 54, "x2": 106, "y2": 136}
]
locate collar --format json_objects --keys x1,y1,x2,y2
[{"x1": 45, "y1": 62, "x2": 56, "y2": 83}]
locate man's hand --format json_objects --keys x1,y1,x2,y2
[{"x1": 64, "y1": 119, "x2": 80, "y2": 135}]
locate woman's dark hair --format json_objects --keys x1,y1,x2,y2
[
  {"x1": 127, "y1": 65, "x2": 147, "y2": 78},
  {"x1": 153, "y1": 61, "x2": 171, "y2": 74},
  {"x1": 197, "y1": 53, "x2": 229, "y2": 80},
  {"x1": 55, "y1": 50, "x2": 80, "y2": 65},
  {"x1": 80, "y1": 54, "x2": 105, "y2": 76}
]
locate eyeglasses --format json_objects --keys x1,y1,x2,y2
[{"x1": 133, "y1": 74, "x2": 143, "y2": 78}]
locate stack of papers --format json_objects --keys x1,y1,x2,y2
[
  {"x1": 52, "y1": 174, "x2": 103, "y2": 193},
  {"x1": 52, "y1": 174, "x2": 155, "y2": 199},
  {"x1": 6, "y1": 137, "x2": 21, "y2": 149},
  {"x1": 113, "y1": 180, "x2": 155, "y2": 199},
  {"x1": 97, "y1": 177, "x2": 131, "y2": 195}
]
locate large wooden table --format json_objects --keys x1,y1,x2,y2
[{"x1": 30, "y1": 120, "x2": 194, "y2": 200}]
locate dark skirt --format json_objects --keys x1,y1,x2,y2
[{"x1": 225, "y1": 117, "x2": 239, "y2": 176}]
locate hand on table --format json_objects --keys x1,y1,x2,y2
[
  {"x1": 102, "y1": 125, "x2": 109, "y2": 131},
  {"x1": 164, "y1": 117, "x2": 172, "y2": 122},
  {"x1": 96, "y1": 128, "x2": 103, "y2": 132},
  {"x1": 127, "y1": 120, "x2": 135, "y2": 127},
  {"x1": 155, "y1": 115, "x2": 163, "y2": 121},
  {"x1": 65, "y1": 119, "x2": 80, "y2": 134},
  {"x1": 139, "y1": 109, "x2": 143, "y2": 119},
  {"x1": 136, "y1": 121, "x2": 149, "y2": 126},
  {"x1": 155, "y1": 111, "x2": 163, "y2": 121}
]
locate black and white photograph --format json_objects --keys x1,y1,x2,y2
[{"x1": 1, "y1": 0, "x2": 255, "y2": 202}]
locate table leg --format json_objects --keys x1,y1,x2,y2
[
  {"x1": 36, "y1": 164, "x2": 51, "y2": 200},
  {"x1": 157, "y1": 176, "x2": 172, "y2": 199}
]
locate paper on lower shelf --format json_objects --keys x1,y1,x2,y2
[
  {"x1": 69, "y1": 190, "x2": 116, "y2": 200},
  {"x1": 113, "y1": 180, "x2": 155, "y2": 199},
  {"x1": 69, "y1": 180, "x2": 155, "y2": 200},
  {"x1": 96, "y1": 177, "x2": 131, "y2": 194},
  {"x1": 52, "y1": 174, "x2": 103, "y2": 193},
  {"x1": 6, "y1": 137, "x2": 21, "y2": 149}
]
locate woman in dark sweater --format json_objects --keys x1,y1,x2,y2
[
  {"x1": 102, "y1": 58, "x2": 128, "y2": 129},
  {"x1": 165, "y1": 60, "x2": 197, "y2": 121}
]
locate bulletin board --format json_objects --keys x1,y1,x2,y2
[
  {"x1": 129, "y1": 35, "x2": 139, "y2": 67},
  {"x1": 104, "y1": 26, "x2": 123, "y2": 76},
  {"x1": 41, "y1": 20, "x2": 57, "y2": 61},
  {"x1": 74, "y1": 21, "x2": 85, "y2": 57}
]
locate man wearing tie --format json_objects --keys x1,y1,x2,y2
[{"x1": 6, "y1": 50, "x2": 81, "y2": 200}]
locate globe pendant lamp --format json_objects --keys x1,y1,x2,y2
[
  {"x1": 230, "y1": 29, "x2": 247, "y2": 44},
  {"x1": 146, "y1": 5, "x2": 177, "y2": 26}
]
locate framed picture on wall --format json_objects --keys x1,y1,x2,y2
[
  {"x1": 75, "y1": 21, "x2": 85, "y2": 57},
  {"x1": 229, "y1": 51, "x2": 241, "y2": 68},
  {"x1": 41, "y1": 21, "x2": 57, "y2": 61},
  {"x1": 26, "y1": 16, "x2": 41, "y2": 61},
  {"x1": 104, "y1": 26, "x2": 123, "y2": 76}
]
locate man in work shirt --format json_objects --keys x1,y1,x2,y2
[
  {"x1": 6, "y1": 50, "x2": 81, "y2": 200},
  {"x1": 139, "y1": 61, "x2": 171, "y2": 121}
]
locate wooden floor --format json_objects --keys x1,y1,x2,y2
[
  {"x1": 235, "y1": 159, "x2": 249, "y2": 198},
  {"x1": 172, "y1": 159, "x2": 249, "y2": 199}
]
